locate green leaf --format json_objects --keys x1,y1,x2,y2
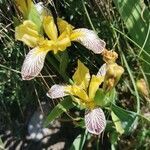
[
  {"x1": 75, "y1": 119, "x2": 85, "y2": 128},
  {"x1": 110, "y1": 131, "x2": 119, "y2": 145},
  {"x1": 59, "y1": 51, "x2": 69, "y2": 79},
  {"x1": 94, "y1": 88, "x2": 116, "y2": 107},
  {"x1": 0, "y1": 137, "x2": 5, "y2": 150},
  {"x1": 70, "y1": 130, "x2": 88, "y2": 150},
  {"x1": 111, "y1": 111, "x2": 124, "y2": 134},
  {"x1": 113, "y1": 0, "x2": 150, "y2": 74},
  {"x1": 113, "y1": 0, "x2": 149, "y2": 51},
  {"x1": 111, "y1": 104, "x2": 137, "y2": 134},
  {"x1": 44, "y1": 97, "x2": 74, "y2": 127}
]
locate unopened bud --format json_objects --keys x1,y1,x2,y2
[
  {"x1": 103, "y1": 63, "x2": 124, "y2": 91},
  {"x1": 102, "y1": 49, "x2": 118, "y2": 64},
  {"x1": 136, "y1": 78, "x2": 149, "y2": 98}
]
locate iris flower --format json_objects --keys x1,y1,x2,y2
[
  {"x1": 15, "y1": 15, "x2": 106, "y2": 80},
  {"x1": 47, "y1": 60, "x2": 107, "y2": 135}
]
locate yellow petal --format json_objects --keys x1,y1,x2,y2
[
  {"x1": 89, "y1": 75, "x2": 104, "y2": 99},
  {"x1": 73, "y1": 60, "x2": 90, "y2": 90},
  {"x1": 73, "y1": 97, "x2": 87, "y2": 108},
  {"x1": 38, "y1": 38, "x2": 53, "y2": 51},
  {"x1": 65, "y1": 85, "x2": 89, "y2": 102},
  {"x1": 57, "y1": 37, "x2": 71, "y2": 51},
  {"x1": 21, "y1": 47, "x2": 48, "y2": 80},
  {"x1": 15, "y1": 0, "x2": 32, "y2": 18},
  {"x1": 43, "y1": 16, "x2": 58, "y2": 40},
  {"x1": 57, "y1": 32, "x2": 71, "y2": 51},
  {"x1": 15, "y1": 20, "x2": 40, "y2": 47},
  {"x1": 71, "y1": 28, "x2": 106, "y2": 54},
  {"x1": 70, "y1": 30, "x2": 83, "y2": 41},
  {"x1": 57, "y1": 18, "x2": 74, "y2": 35}
]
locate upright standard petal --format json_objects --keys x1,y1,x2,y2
[
  {"x1": 47, "y1": 84, "x2": 68, "y2": 99},
  {"x1": 16, "y1": 0, "x2": 32, "y2": 18},
  {"x1": 21, "y1": 47, "x2": 48, "y2": 80},
  {"x1": 43, "y1": 16, "x2": 58, "y2": 40},
  {"x1": 85, "y1": 108, "x2": 106, "y2": 135},
  {"x1": 97, "y1": 63, "x2": 107, "y2": 77},
  {"x1": 71, "y1": 28, "x2": 106, "y2": 54},
  {"x1": 57, "y1": 18, "x2": 74, "y2": 35},
  {"x1": 72, "y1": 60, "x2": 90, "y2": 90},
  {"x1": 88, "y1": 75, "x2": 104, "y2": 99}
]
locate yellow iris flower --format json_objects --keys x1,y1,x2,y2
[
  {"x1": 15, "y1": 3, "x2": 106, "y2": 80},
  {"x1": 47, "y1": 60, "x2": 106, "y2": 135}
]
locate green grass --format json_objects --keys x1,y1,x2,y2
[{"x1": 0, "y1": 0, "x2": 150, "y2": 149}]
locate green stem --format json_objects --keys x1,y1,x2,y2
[
  {"x1": 81, "y1": 0, "x2": 96, "y2": 31},
  {"x1": 46, "y1": 54, "x2": 71, "y2": 83},
  {"x1": 111, "y1": 26, "x2": 150, "y2": 59},
  {"x1": 121, "y1": 53, "x2": 140, "y2": 114}
]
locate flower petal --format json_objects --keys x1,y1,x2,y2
[
  {"x1": 57, "y1": 18, "x2": 74, "y2": 35},
  {"x1": 35, "y1": 2, "x2": 45, "y2": 15},
  {"x1": 47, "y1": 84, "x2": 68, "y2": 99},
  {"x1": 97, "y1": 63, "x2": 107, "y2": 77},
  {"x1": 73, "y1": 60, "x2": 90, "y2": 90},
  {"x1": 71, "y1": 28, "x2": 106, "y2": 54},
  {"x1": 88, "y1": 75, "x2": 104, "y2": 99},
  {"x1": 85, "y1": 108, "x2": 106, "y2": 135},
  {"x1": 43, "y1": 16, "x2": 58, "y2": 40},
  {"x1": 65, "y1": 85, "x2": 89, "y2": 102},
  {"x1": 21, "y1": 47, "x2": 48, "y2": 80},
  {"x1": 35, "y1": 2, "x2": 51, "y2": 21},
  {"x1": 57, "y1": 32, "x2": 71, "y2": 51},
  {"x1": 16, "y1": 0, "x2": 32, "y2": 18},
  {"x1": 15, "y1": 20, "x2": 40, "y2": 47}
]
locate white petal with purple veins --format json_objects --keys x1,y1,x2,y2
[
  {"x1": 97, "y1": 63, "x2": 107, "y2": 77},
  {"x1": 73, "y1": 28, "x2": 106, "y2": 54},
  {"x1": 85, "y1": 108, "x2": 106, "y2": 135},
  {"x1": 21, "y1": 47, "x2": 48, "y2": 80},
  {"x1": 47, "y1": 84, "x2": 68, "y2": 99}
]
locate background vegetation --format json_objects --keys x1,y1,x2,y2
[{"x1": 0, "y1": 0, "x2": 150, "y2": 149}]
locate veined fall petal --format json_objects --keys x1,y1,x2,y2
[
  {"x1": 97, "y1": 63, "x2": 107, "y2": 77},
  {"x1": 15, "y1": 20, "x2": 40, "y2": 47},
  {"x1": 21, "y1": 47, "x2": 48, "y2": 80},
  {"x1": 71, "y1": 28, "x2": 106, "y2": 54},
  {"x1": 47, "y1": 84, "x2": 68, "y2": 99},
  {"x1": 85, "y1": 108, "x2": 106, "y2": 135}
]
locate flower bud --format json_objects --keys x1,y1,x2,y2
[
  {"x1": 103, "y1": 63, "x2": 124, "y2": 91},
  {"x1": 136, "y1": 78, "x2": 149, "y2": 98},
  {"x1": 102, "y1": 49, "x2": 118, "y2": 64}
]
